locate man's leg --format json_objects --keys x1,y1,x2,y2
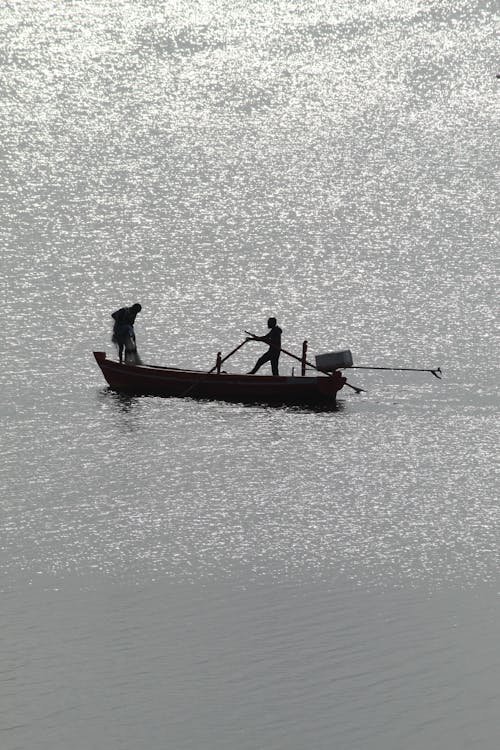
[
  {"x1": 248, "y1": 351, "x2": 271, "y2": 374},
  {"x1": 271, "y1": 354, "x2": 280, "y2": 376}
]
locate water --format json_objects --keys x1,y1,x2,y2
[{"x1": 1, "y1": 1, "x2": 499, "y2": 748}]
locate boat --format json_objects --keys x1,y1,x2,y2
[{"x1": 93, "y1": 351, "x2": 347, "y2": 406}]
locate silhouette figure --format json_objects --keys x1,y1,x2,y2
[
  {"x1": 247, "y1": 317, "x2": 282, "y2": 376},
  {"x1": 111, "y1": 303, "x2": 142, "y2": 364}
]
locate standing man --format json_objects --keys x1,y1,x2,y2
[
  {"x1": 247, "y1": 317, "x2": 282, "y2": 376},
  {"x1": 111, "y1": 302, "x2": 142, "y2": 364}
]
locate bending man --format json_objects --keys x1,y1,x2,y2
[{"x1": 111, "y1": 302, "x2": 142, "y2": 364}]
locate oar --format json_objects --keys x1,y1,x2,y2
[
  {"x1": 207, "y1": 339, "x2": 249, "y2": 373},
  {"x1": 350, "y1": 365, "x2": 442, "y2": 379},
  {"x1": 244, "y1": 331, "x2": 365, "y2": 394}
]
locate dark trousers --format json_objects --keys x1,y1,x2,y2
[
  {"x1": 113, "y1": 324, "x2": 137, "y2": 364},
  {"x1": 249, "y1": 350, "x2": 280, "y2": 376}
]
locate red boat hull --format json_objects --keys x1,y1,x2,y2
[{"x1": 93, "y1": 352, "x2": 346, "y2": 406}]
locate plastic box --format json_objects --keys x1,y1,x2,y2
[{"x1": 315, "y1": 350, "x2": 353, "y2": 371}]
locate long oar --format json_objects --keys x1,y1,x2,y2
[
  {"x1": 207, "y1": 339, "x2": 249, "y2": 374},
  {"x1": 244, "y1": 331, "x2": 365, "y2": 394},
  {"x1": 350, "y1": 365, "x2": 442, "y2": 379}
]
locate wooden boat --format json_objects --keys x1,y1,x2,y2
[{"x1": 93, "y1": 351, "x2": 347, "y2": 406}]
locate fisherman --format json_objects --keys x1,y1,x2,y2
[
  {"x1": 247, "y1": 317, "x2": 282, "y2": 376},
  {"x1": 111, "y1": 303, "x2": 142, "y2": 364}
]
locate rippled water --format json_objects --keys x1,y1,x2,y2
[{"x1": 1, "y1": 1, "x2": 499, "y2": 748}]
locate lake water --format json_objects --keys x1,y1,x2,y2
[{"x1": 1, "y1": 1, "x2": 499, "y2": 748}]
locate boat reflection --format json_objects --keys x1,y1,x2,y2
[
  {"x1": 98, "y1": 385, "x2": 343, "y2": 416},
  {"x1": 98, "y1": 387, "x2": 139, "y2": 413}
]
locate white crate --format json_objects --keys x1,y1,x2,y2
[{"x1": 315, "y1": 350, "x2": 353, "y2": 371}]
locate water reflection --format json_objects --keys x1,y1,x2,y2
[
  {"x1": 98, "y1": 387, "x2": 137, "y2": 410},
  {"x1": 97, "y1": 387, "x2": 143, "y2": 430},
  {"x1": 98, "y1": 385, "x2": 343, "y2": 415},
  {"x1": 2, "y1": 0, "x2": 497, "y2": 593}
]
